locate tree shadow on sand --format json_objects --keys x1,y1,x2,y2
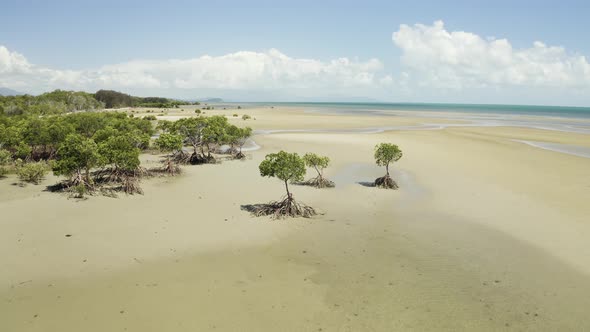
[{"x1": 240, "y1": 203, "x2": 267, "y2": 214}]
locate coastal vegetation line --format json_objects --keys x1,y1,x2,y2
[{"x1": 0, "y1": 89, "x2": 402, "y2": 218}]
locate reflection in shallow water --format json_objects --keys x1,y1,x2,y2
[{"x1": 513, "y1": 140, "x2": 590, "y2": 159}]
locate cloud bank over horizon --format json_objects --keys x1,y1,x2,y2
[
  {"x1": 0, "y1": 46, "x2": 391, "y2": 100},
  {"x1": 2, "y1": 21, "x2": 590, "y2": 105}
]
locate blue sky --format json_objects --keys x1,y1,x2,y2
[{"x1": 1, "y1": 0, "x2": 590, "y2": 105}]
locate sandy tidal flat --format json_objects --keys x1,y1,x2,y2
[{"x1": 1, "y1": 106, "x2": 590, "y2": 331}]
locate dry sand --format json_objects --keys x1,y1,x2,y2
[{"x1": 1, "y1": 106, "x2": 590, "y2": 331}]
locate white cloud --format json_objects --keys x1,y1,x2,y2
[
  {"x1": 3, "y1": 22, "x2": 590, "y2": 105},
  {"x1": 0, "y1": 46, "x2": 390, "y2": 98},
  {"x1": 0, "y1": 46, "x2": 32, "y2": 74},
  {"x1": 392, "y1": 20, "x2": 590, "y2": 91}
]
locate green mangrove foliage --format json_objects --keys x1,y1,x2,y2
[
  {"x1": 301, "y1": 153, "x2": 335, "y2": 188},
  {"x1": 227, "y1": 126, "x2": 252, "y2": 159},
  {"x1": 154, "y1": 133, "x2": 184, "y2": 175},
  {"x1": 374, "y1": 143, "x2": 403, "y2": 189},
  {"x1": 0, "y1": 111, "x2": 154, "y2": 194},
  {"x1": 0, "y1": 149, "x2": 10, "y2": 176},
  {"x1": 16, "y1": 161, "x2": 49, "y2": 185},
  {"x1": 157, "y1": 115, "x2": 253, "y2": 163},
  {"x1": 247, "y1": 151, "x2": 316, "y2": 219},
  {"x1": 94, "y1": 90, "x2": 185, "y2": 109},
  {"x1": 0, "y1": 90, "x2": 103, "y2": 116}
]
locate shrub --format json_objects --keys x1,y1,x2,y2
[
  {"x1": 143, "y1": 115, "x2": 157, "y2": 121},
  {"x1": 302, "y1": 153, "x2": 335, "y2": 188},
  {"x1": 373, "y1": 143, "x2": 403, "y2": 189},
  {"x1": 73, "y1": 184, "x2": 87, "y2": 198},
  {"x1": 154, "y1": 133, "x2": 183, "y2": 175},
  {"x1": 53, "y1": 134, "x2": 101, "y2": 186},
  {"x1": 17, "y1": 162, "x2": 49, "y2": 184},
  {"x1": 195, "y1": 109, "x2": 201, "y2": 114},
  {"x1": 0, "y1": 149, "x2": 10, "y2": 177},
  {"x1": 242, "y1": 114, "x2": 251, "y2": 120},
  {"x1": 233, "y1": 113, "x2": 239, "y2": 117},
  {"x1": 0, "y1": 149, "x2": 11, "y2": 165}
]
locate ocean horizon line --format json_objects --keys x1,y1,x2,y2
[{"x1": 223, "y1": 101, "x2": 590, "y2": 110}]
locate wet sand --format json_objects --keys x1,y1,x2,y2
[{"x1": 1, "y1": 106, "x2": 590, "y2": 331}]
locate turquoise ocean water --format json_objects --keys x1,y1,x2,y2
[
  {"x1": 243, "y1": 102, "x2": 590, "y2": 119},
  {"x1": 235, "y1": 102, "x2": 590, "y2": 158}
]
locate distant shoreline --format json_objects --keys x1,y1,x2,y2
[{"x1": 223, "y1": 101, "x2": 590, "y2": 119}]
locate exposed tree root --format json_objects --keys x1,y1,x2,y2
[
  {"x1": 188, "y1": 152, "x2": 207, "y2": 165},
  {"x1": 173, "y1": 150, "x2": 192, "y2": 165},
  {"x1": 68, "y1": 171, "x2": 96, "y2": 191},
  {"x1": 188, "y1": 152, "x2": 216, "y2": 165},
  {"x1": 95, "y1": 167, "x2": 151, "y2": 183},
  {"x1": 374, "y1": 174, "x2": 398, "y2": 189},
  {"x1": 159, "y1": 159, "x2": 181, "y2": 175},
  {"x1": 48, "y1": 167, "x2": 147, "y2": 198},
  {"x1": 93, "y1": 167, "x2": 149, "y2": 195},
  {"x1": 45, "y1": 172, "x2": 97, "y2": 198},
  {"x1": 204, "y1": 155, "x2": 217, "y2": 164},
  {"x1": 216, "y1": 146, "x2": 237, "y2": 155},
  {"x1": 243, "y1": 195, "x2": 317, "y2": 219},
  {"x1": 234, "y1": 151, "x2": 246, "y2": 160},
  {"x1": 118, "y1": 176, "x2": 144, "y2": 195},
  {"x1": 300, "y1": 176, "x2": 335, "y2": 188}
]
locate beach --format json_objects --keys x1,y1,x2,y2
[{"x1": 1, "y1": 105, "x2": 590, "y2": 331}]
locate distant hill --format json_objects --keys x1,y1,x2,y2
[
  {"x1": 199, "y1": 98, "x2": 223, "y2": 103},
  {"x1": 0, "y1": 87, "x2": 24, "y2": 96}
]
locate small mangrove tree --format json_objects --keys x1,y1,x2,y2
[
  {"x1": 374, "y1": 143, "x2": 403, "y2": 189},
  {"x1": 248, "y1": 151, "x2": 316, "y2": 218},
  {"x1": 301, "y1": 153, "x2": 335, "y2": 188}
]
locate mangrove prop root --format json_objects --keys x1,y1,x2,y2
[
  {"x1": 173, "y1": 151, "x2": 192, "y2": 165},
  {"x1": 301, "y1": 176, "x2": 335, "y2": 188},
  {"x1": 94, "y1": 167, "x2": 151, "y2": 184},
  {"x1": 93, "y1": 167, "x2": 147, "y2": 195},
  {"x1": 119, "y1": 176, "x2": 144, "y2": 195},
  {"x1": 161, "y1": 160, "x2": 181, "y2": 175},
  {"x1": 250, "y1": 195, "x2": 317, "y2": 219},
  {"x1": 188, "y1": 152, "x2": 216, "y2": 165},
  {"x1": 48, "y1": 167, "x2": 147, "y2": 198},
  {"x1": 189, "y1": 152, "x2": 207, "y2": 165},
  {"x1": 374, "y1": 174, "x2": 399, "y2": 189}
]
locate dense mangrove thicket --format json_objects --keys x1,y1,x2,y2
[
  {"x1": 0, "y1": 111, "x2": 154, "y2": 194},
  {"x1": 0, "y1": 92, "x2": 253, "y2": 197},
  {"x1": 0, "y1": 90, "x2": 103, "y2": 116},
  {"x1": 94, "y1": 90, "x2": 196, "y2": 109},
  {"x1": 0, "y1": 89, "x2": 195, "y2": 117},
  {"x1": 156, "y1": 115, "x2": 252, "y2": 164}
]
